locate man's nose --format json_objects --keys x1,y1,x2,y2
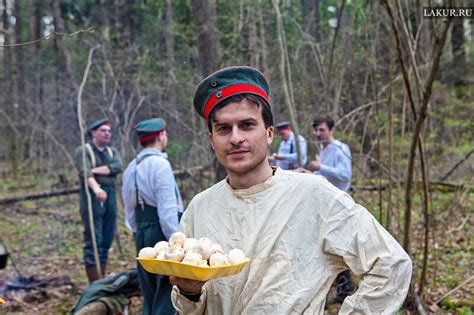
[{"x1": 229, "y1": 127, "x2": 244, "y2": 144}]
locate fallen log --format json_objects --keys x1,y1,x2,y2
[
  {"x1": 0, "y1": 186, "x2": 80, "y2": 204},
  {"x1": 0, "y1": 165, "x2": 209, "y2": 205}
]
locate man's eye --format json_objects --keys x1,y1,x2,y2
[
  {"x1": 242, "y1": 122, "x2": 254, "y2": 129},
  {"x1": 217, "y1": 126, "x2": 230, "y2": 132}
]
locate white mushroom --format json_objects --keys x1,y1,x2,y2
[
  {"x1": 169, "y1": 232, "x2": 187, "y2": 247},
  {"x1": 209, "y1": 252, "x2": 229, "y2": 266},
  {"x1": 165, "y1": 246, "x2": 185, "y2": 262},
  {"x1": 228, "y1": 248, "x2": 246, "y2": 264},
  {"x1": 192, "y1": 243, "x2": 213, "y2": 260},
  {"x1": 138, "y1": 247, "x2": 157, "y2": 259},
  {"x1": 211, "y1": 243, "x2": 224, "y2": 254},
  {"x1": 199, "y1": 237, "x2": 213, "y2": 247},
  {"x1": 183, "y1": 238, "x2": 199, "y2": 252},
  {"x1": 156, "y1": 250, "x2": 166, "y2": 260},
  {"x1": 182, "y1": 251, "x2": 203, "y2": 265},
  {"x1": 197, "y1": 260, "x2": 209, "y2": 267},
  {"x1": 154, "y1": 241, "x2": 169, "y2": 252}
]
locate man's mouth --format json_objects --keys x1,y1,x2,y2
[{"x1": 227, "y1": 149, "x2": 249, "y2": 155}]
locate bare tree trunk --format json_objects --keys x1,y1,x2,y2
[
  {"x1": 257, "y1": 0, "x2": 268, "y2": 71},
  {"x1": 303, "y1": 0, "x2": 320, "y2": 43},
  {"x1": 192, "y1": 0, "x2": 220, "y2": 75},
  {"x1": 77, "y1": 45, "x2": 103, "y2": 279},
  {"x1": 2, "y1": 0, "x2": 17, "y2": 174},
  {"x1": 192, "y1": 0, "x2": 224, "y2": 180},
  {"x1": 50, "y1": 0, "x2": 76, "y2": 86},
  {"x1": 326, "y1": 0, "x2": 346, "y2": 106},
  {"x1": 162, "y1": 0, "x2": 177, "y2": 123},
  {"x1": 401, "y1": 12, "x2": 452, "y2": 254},
  {"x1": 273, "y1": 0, "x2": 302, "y2": 167},
  {"x1": 451, "y1": 17, "x2": 466, "y2": 91},
  {"x1": 248, "y1": 4, "x2": 258, "y2": 68},
  {"x1": 13, "y1": 0, "x2": 25, "y2": 101},
  {"x1": 387, "y1": 36, "x2": 395, "y2": 232}
]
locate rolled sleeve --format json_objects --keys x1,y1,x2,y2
[
  {"x1": 74, "y1": 146, "x2": 93, "y2": 179},
  {"x1": 108, "y1": 148, "x2": 123, "y2": 175}
]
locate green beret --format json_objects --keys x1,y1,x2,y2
[
  {"x1": 193, "y1": 66, "x2": 271, "y2": 119},
  {"x1": 135, "y1": 118, "x2": 166, "y2": 143},
  {"x1": 88, "y1": 118, "x2": 111, "y2": 133},
  {"x1": 275, "y1": 121, "x2": 291, "y2": 130}
]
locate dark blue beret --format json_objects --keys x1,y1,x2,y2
[{"x1": 88, "y1": 119, "x2": 111, "y2": 133}]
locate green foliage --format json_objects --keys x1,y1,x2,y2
[
  {"x1": 166, "y1": 139, "x2": 193, "y2": 160},
  {"x1": 460, "y1": 306, "x2": 473, "y2": 315}
]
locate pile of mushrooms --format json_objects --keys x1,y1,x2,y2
[{"x1": 138, "y1": 232, "x2": 247, "y2": 267}]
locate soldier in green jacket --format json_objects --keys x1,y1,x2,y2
[{"x1": 74, "y1": 119, "x2": 122, "y2": 283}]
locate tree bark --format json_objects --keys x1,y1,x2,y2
[
  {"x1": 192, "y1": 0, "x2": 220, "y2": 75},
  {"x1": 273, "y1": 0, "x2": 303, "y2": 167},
  {"x1": 451, "y1": 17, "x2": 466, "y2": 89}
]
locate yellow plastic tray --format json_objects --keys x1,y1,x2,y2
[{"x1": 137, "y1": 258, "x2": 250, "y2": 281}]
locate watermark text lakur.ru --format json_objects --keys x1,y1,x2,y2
[{"x1": 423, "y1": 7, "x2": 473, "y2": 19}]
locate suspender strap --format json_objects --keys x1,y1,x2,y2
[
  {"x1": 85, "y1": 143, "x2": 96, "y2": 168},
  {"x1": 85, "y1": 143, "x2": 113, "y2": 168},
  {"x1": 134, "y1": 152, "x2": 160, "y2": 209}
]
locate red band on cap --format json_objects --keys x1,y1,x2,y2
[
  {"x1": 276, "y1": 125, "x2": 291, "y2": 131},
  {"x1": 139, "y1": 129, "x2": 164, "y2": 143},
  {"x1": 203, "y1": 83, "x2": 270, "y2": 119}
]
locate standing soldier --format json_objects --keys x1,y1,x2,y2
[
  {"x1": 74, "y1": 118, "x2": 122, "y2": 283},
  {"x1": 122, "y1": 118, "x2": 184, "y2": 315},
  {"x1": 269, "y1": 121, "x2": 308, "y2": 169}
]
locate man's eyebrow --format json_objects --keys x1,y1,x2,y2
[
  {"x1": 241, "y1": 118, "x2": 258, "y2": 123},
  {"x1": 213, "y1": 117, "x2": 258, "y2": 126},
  {"x1": 212, "y1": 121, "x2": 229, "y2": 128}
]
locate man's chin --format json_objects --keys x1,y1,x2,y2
[{"x1": 222, "y1": 161, "x2": 253, "y2": 174}]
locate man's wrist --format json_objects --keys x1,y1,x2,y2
[{"x1": 178, "y1": 286, "x2": 202, "y2": 302}]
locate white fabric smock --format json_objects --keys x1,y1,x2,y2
[
  {"x1": 314, "y1": 139, "x2": 352, "y2": 192},
  {"x1": 275, "y1": 133, "x2": 308, "y2": 169},
  {"x1": 122, "y1": 148, "x2": 183, "y2": 239},
  {"x1": 172, "y1": 168, "x2": 412, "y2": 314}
]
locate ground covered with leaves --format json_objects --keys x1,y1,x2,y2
[{"x1": 0, "y1": 176, "x2": 472, "y2": 314}]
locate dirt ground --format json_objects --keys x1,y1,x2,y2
[{"x1": 0, "y1": 188, "x2": 472, "y2": 314}]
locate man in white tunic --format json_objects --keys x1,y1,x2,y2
[
  {"x1": 269, "y1": 121, "x2": 307, "y2": 170},
  {"x1": 122, "y1": 118, "x2": 184, "y2": 315},
  {"x1": 170, "y1": 66, "x2": 412, "y2": 314}
]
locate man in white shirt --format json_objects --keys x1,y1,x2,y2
[
  {"x1": 122, "y1": 118, "x2": 183, "y2": 315},
  {"x1": 169, "y1": 66, "x2": 412, "y2": 314},
  {"x1": 269, "y1": 121, "x2": 307, "y2": 170}
]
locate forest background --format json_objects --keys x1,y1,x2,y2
[{"x1": 0, "y1": 0, "x2": 472, "y2": 314}]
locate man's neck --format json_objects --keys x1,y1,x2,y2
[
  {"x1": 147, "y1": 142, "x2": 164, "y2": 152},
  {"x1": 92, "y1": 140, "x2": 106, "y2": 150},
  {"x1": 227, "y1": 160, "x2": 274, "y2": 190},
  {"x1": 321, "y1": 137, "x2": 334, "y2": 149}
]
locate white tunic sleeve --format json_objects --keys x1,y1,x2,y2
[{"x1": 322, "y1": 192, "x2": 412, "y2": 314}]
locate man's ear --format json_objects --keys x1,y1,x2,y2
[
  {"x1": 208, "y1": 132, "x2": 215, "y2": 151},
  {"x1": 267, "y1": 126, "x2": 274, "y2": 145}
]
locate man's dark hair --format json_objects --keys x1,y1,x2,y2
[
  {"x1": 207, "y1": 94, "x2": 274, "y2": 132},
  {"x1": 139, "y1": 131, "x2": 163, "y2": 148},
  {"x1": 312, "y1": 115, "x2": 335, "y2": 130}
]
